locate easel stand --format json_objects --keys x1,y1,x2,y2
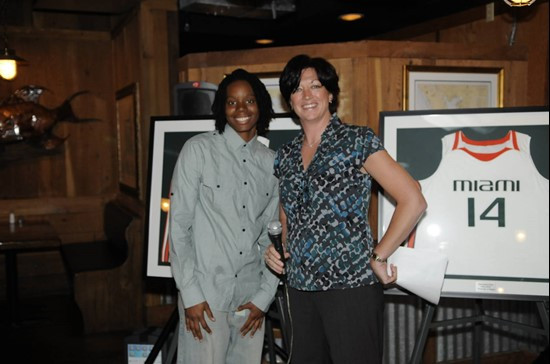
[
  {"x1": 265, "y1": 284, "x2": 292, "y2": 363},
  {"x1": 409, "y1": 298, "x2": 549, "y2": 364},
  {"x1": 145, "y1": 307, "x2": 179, "y2": 364}
]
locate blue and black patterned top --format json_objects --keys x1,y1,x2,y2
[{"x1": 274, "y1": 114, "x2": 384, "y2": 291}]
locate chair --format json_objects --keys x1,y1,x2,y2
[{"x1": 61, "y1": 200, "x2": 142, "y2": 333}]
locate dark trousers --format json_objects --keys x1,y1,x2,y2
[{"x1": 287, "y1": 284, "x2": 384, "y2": 364}]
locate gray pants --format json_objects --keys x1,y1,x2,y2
[{"x1": 177, "y1": 300, "x2": 265, "y2": 364}]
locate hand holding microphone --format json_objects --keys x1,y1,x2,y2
[{"x1": 267, "y1": 221, "x2": 286, "y2": 281}]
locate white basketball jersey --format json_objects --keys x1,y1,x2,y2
[{"x1": 410, "y1": 130, "x2": 549, "y2": 283}]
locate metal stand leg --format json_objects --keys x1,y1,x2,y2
[
  {"x1": 265, "y1": 317, "x2": 278, "y2": 364},
  {"x1": 409, "y1": 302, "x2": 436, "y2": 364},
  {"x1": 5, "y1": 251, "x2": 19, "y2": 326},
  {"x1": 275, "y1": 286, "x2": 291, "y2": 352},
  {"x1": 536, "y1": 301, "x2": 549, "y2": 343},
  {"x1": 409, "y1": 298, "x2": 549, "y2": 364},
  {"x1": 264, "y1": 284, "x2": 291, "y2": 363},
  {"x1": 145, "y1": 307, "x2": 179, "y2": 364},
  {"x1": 472, "y1": 299, "x2": 483, "y2": 364},
  {"x1": 165, "y1": 320, "x2": 179, "y2": 364}
]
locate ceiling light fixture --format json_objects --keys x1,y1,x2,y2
[
  {"x1": 338, "y1": 13, "x2": 364, "y2": 22},
  {"x1": 255, "y1": 38, "x2": 274, "y2": 45},
  {"x1": 0, "y1": 48, "x2": 25, "y2": 80},
  {"x1": 504, "y1": 0, "x2": 536, "y2": 6},
  {"x1": 0, "y1": 0, "x2": 25, "y2": 80}
]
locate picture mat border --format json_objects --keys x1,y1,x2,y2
[{"x1": 403, "y1": 65, "x2": 503, "y2": 111}]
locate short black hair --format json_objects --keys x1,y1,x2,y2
[
  {"x1": 279, "y1": 54, "x2": 340, "y2": 114},
  {"x1": 211, "y1": 68, "x2": 274, "y2": 136}
]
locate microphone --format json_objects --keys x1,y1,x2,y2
[{"x1": 267, "y1": 221, "x2": 286, "y2": 280}]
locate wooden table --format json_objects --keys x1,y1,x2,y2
[{"x1": 0, "y1": 220, "x2": 61, "y2": 326}]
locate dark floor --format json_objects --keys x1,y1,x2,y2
[{"x1": 0, "y1": 295, "x2": 134, "y2": 364}]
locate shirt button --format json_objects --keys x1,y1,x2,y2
[
  {"x1": 235, "y1": 274, "x2": 238, "y2": 278},
  {"x1": 243, "y1": 205, "x2": 246, "y2": 209},
  {"x1": 242, "y1": 228, "x2": 246, "y2": 232},
  {"x1": 244, "y1": 182, "x2": 247, "y2": 185},
  {"x1": 239, "y1": 251, "x2": 243, "y2": 255},
  {"x1": 243, "y1": 159, "x2": 246, "y2": 163}
]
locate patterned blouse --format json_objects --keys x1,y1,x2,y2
[{"x1": 274, "y1": 114, "x2": 384, "y2": 291}]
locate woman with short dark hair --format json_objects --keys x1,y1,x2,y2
[{"x1": 265, "y1": 54, "x2": 427, "y2": 364}]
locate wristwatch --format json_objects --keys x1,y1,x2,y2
[{"x1": 371, "y1": 252, "x2": 387, "y2": 263}]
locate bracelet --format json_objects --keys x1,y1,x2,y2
[{"x1": 371, "y1": 252, "x2": 387, "y2": 263}]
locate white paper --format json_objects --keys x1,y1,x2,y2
[{"x1": 387, "y1": 246, "x2": 448, "y2": 305}]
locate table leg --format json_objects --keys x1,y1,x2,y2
[{"x1": 5, "y1": 251, "x2": 18, "y2": 326}]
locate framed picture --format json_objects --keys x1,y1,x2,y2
[
  {"x1": 258, "y1": 72, "x2": 291, "y2": 114},
  {"x1": 403, "y1": 65, "x2": 504, "y2": 111},
  {"x1": 116, "y1": 83, "x2": 141, "y2": 196},
  {"x1": 379, "y1": 106, "x2": 549, "y2": 300},
  {"x1": 145, "y1": 115, "x2": 300, "y2": 278}
]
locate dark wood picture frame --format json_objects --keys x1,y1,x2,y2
[{"x1": 116, "y1": 83, "x2": 141, "y2": 197}]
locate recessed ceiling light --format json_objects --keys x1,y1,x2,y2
[
  {"x1": 255, "y1": 38, "x2": 274, "y2": 45},
  {"x1": 339, "y1": 13, "x2": 364, "y2": 22}
]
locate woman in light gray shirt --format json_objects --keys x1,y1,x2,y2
[{"x1": 169, "y1": 69, "x2": 280, "y2": 364}]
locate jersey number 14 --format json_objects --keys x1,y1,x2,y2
[{"x1": 467, "y1": 197, "x2": 505, "y2": 227}]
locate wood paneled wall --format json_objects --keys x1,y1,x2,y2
[
  {"x1": 0, "y1": 28, "x2": 117, "y2": 300},
  {"x1": 178, "y1": 41, "x2": 532, "y2": 129},
  {"x1": 0, "y1": 28, "x2": 116, "y2": 200},
  {"x1": 0, "y1": 1, "x2": 179, "y2": 330},
  {"x1": 404, "y1": 1, "x2": 549, "y2": 106},
  {"x1": 111, "y1": 0, "x2": 178, "y2": 325}
]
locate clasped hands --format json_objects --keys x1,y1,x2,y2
[{"x1": 184, "y1": 301, "x2": 264, "y2": 341}]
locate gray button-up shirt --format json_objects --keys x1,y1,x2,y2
[{"x1": 169, "y1": 124, "x2": 279, "y2": 312}]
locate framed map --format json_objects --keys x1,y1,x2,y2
[
  {"x1": 403, "y1": 65, "x2": 503, "y2": 111},
  {"x1": 258, "y1": 73, "x2": 291, "y2": 114}
]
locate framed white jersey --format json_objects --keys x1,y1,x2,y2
[{"x1": 379, "y1": 107, "x2": 549, "y2": 300}]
